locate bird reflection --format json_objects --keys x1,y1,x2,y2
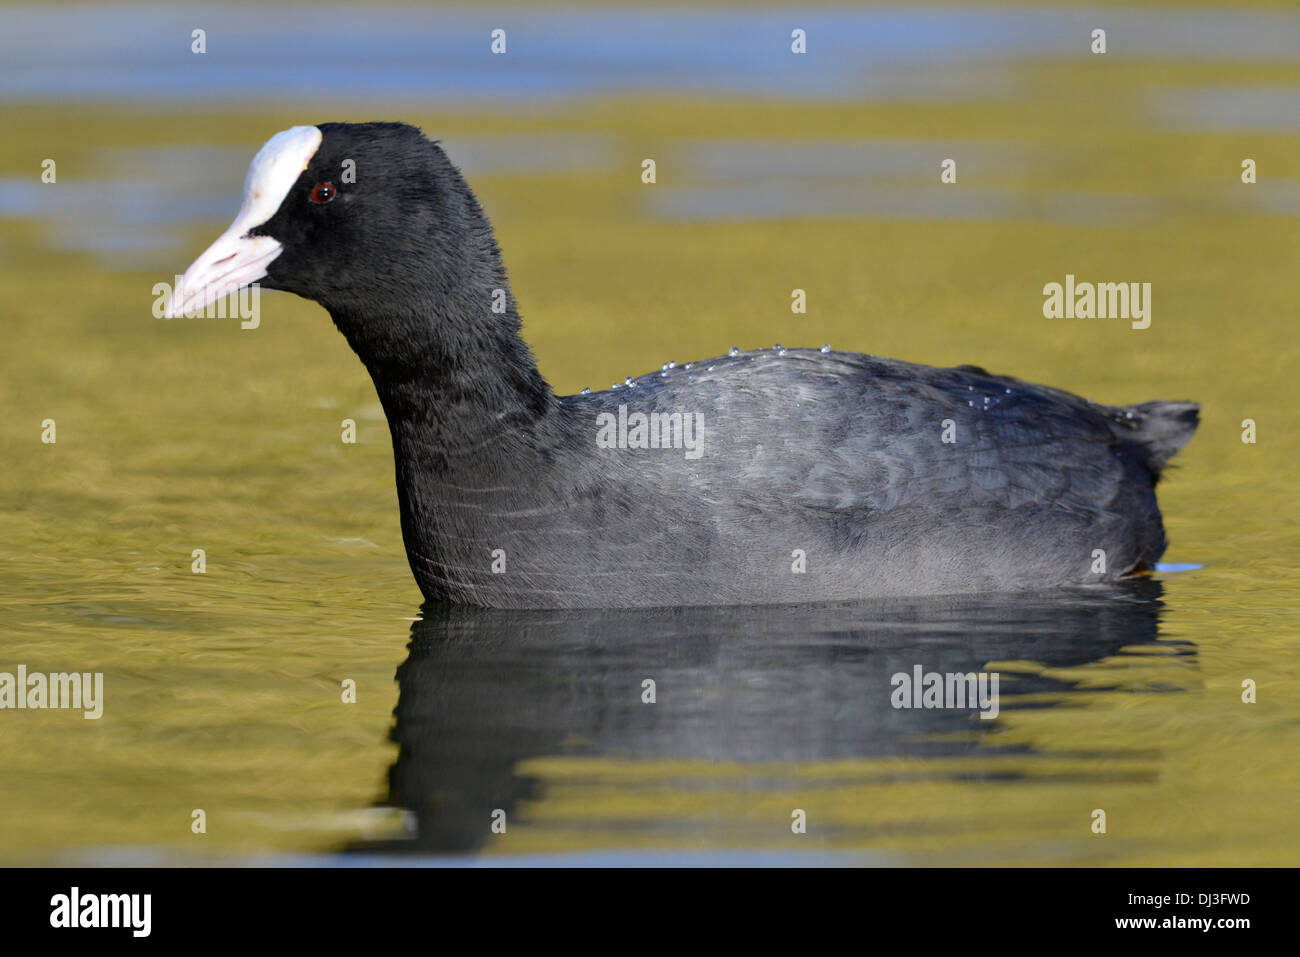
[{"x1": 350, "y1": 580, "x2": 1188, "y2": 855}]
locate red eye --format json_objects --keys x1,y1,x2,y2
[{"x1": 309, "y1": 182, "x2": 336, "y2": 204}]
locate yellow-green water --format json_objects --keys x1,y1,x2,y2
[{"x1": 1, "y1": 11, "x2": 1298, "y2": 865}]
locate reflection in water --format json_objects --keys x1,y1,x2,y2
[{"x1": 352, "y1": 581, "x2": 1189, "y2": 856}]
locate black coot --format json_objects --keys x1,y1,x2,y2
[{"x1": 165, "y1": 122, "x2": 1199, "y2": 608}]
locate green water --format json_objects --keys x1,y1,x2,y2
[{"x1": 2, "y1": 42, "x2": 1299, "y2": 864}]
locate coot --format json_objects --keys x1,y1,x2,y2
[{"x1": 165, "y1": 123, "x2": 1199, "y2": 608}]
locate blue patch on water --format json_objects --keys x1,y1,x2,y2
[
  {"x1": 1152, "y1": 86, "x2": 1300, "y2": 131},
  {"x1": 1, "y1": 5, "x2": 1299, "y2": 105},
  {"x1": 1155, "y1": 562, "x2": 1203, "y2": 573},
  {"x1": 647, "y1": 141, "x2": 1161, "y2": 225}
]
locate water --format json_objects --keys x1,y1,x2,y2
[
  {"x1": 1, "y1": 3, "x2": 1298, "y2": 865},
  {"x1": 360, "y1": 587, "x2": 1179, "y2": 861},
  {"x1": 4, "y1": 5, "x2": 1300, "y2": 105}
]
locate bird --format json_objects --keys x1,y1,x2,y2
[{"x1": 164, "y1": 122, "x2": 1199, "y2": 609}]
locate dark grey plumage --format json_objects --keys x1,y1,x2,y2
[
  {"x1": 186, "y1": 122, "x2": 1200, "y2": 608},
  {"x1": 387, "y1": 346, "x2": 1197, "y2": 606}
]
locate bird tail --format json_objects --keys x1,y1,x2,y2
[{"x1": 1116, "y1": 401, "x2": 1200, "y2": 480}]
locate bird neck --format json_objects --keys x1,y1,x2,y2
[
  {"x1": 327, "y1": 290, "x2": 562, "y2": 478},
  {"x1": 322, "y1": 162, "x2": 566, "y2": 478}
]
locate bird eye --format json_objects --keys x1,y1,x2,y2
[{"x1": 309, "y1": 182, "x2": 336, "y2": 204}]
